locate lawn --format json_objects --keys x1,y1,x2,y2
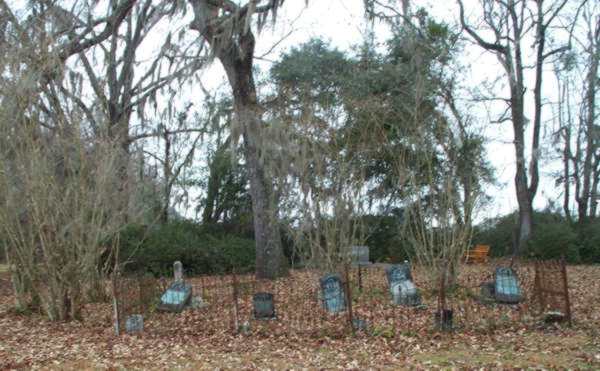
[{"x1": 1, "y1": 263, "x2": 599, "y2": 369}]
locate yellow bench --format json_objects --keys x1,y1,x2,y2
[{"x1": 465, "y1": 245, "x2": 490, "y2": 264}]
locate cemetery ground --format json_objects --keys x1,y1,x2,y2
[{"x1": 1, "y1": 263, "x2": 600, "y2": 369}]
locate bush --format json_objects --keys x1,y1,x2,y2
[
  {"x1": 576, "y1": 220, "x2": 600, "y2": 263},
  {"x1": 472, "y1": 213, "x2": 517, "y2": 257},
  {"x1": 118, "y1": 220, "x2": 256, "y2": 276},
  {"x1": 472, "y1": 210, "x2": 597, "y2": 263},
  {"x1": 526, "y1": 221, "x2": 579, "y2": 262},
  {"x1": 361, "y1": 214, "x2": 410, "y2": 263}
]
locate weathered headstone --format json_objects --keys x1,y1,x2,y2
[
  {"x1": 125, "y1": 314, "x2": 143, "y2": 333},
  {"x1": 386, "y1": 262, "x2": 421, "y2": 306},
  {"x1": 320, "y1": 274, "x2": 346, "y2": 313},
  {"x1": 350, "y1": 246, "x2": 370, "y2": 266},
  {"x1": 189, "y1": 295, "x2": 208, "y2": 309},
  {"x1": 385, "y1": 262, "x2": 412, "y2": 284},
  {"x1": 173, "y1": 261, "x2": 183, "y2": 283},
  {"x1": 253, "y1": 292, "x2": 276, "y2": 320},
  {"x1": 158, "y1": 281, "x2": 192, "y2": 312},
  {"x1": 494, "y1": 267, "x2": 522, "y2": 304}
]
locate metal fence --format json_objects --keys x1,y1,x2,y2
[{"x1": 113, "y1": 259, "x2": 572, "y2": 336}]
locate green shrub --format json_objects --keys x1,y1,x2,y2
[
  {"x1": 473, "y1": 210, "x2": 588, "y2": 262},
  {"x1": 118, "y1": 220, "x2": 256, "y2": 276},
  {"x1": 472, "y1": 213, "x2": 517, "y2": 257},
  {"x1": 526, "y1": 221, "x2": 579, "y2": 262},
  {"x1": 361, "y1": 214, "x2": 410, "y2": 263},
  {"x1": 576, "y1": 220, "x2": 600, "y2": 263}
]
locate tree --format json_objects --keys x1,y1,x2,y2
[
  {"x1": 188, "y1": 0, "x2": 289, "y2": 279},
  {"x1": 71, "y1": 0, "x2": 205, "y2": 219},
  {"x1": 458, "y1": 0, "x2": 573, "y2": 254},
  {"x1": 554, "y1": 2, "x2": 599, "y2": 225}
]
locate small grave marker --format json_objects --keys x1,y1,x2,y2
[
  {"x1": 158, "y1": 282, "x2": 192, "y2": 313},
  {"x1": 253, "y1": 292, "x2": 276, "y2": 320},
  {"x1": 386, "y1": 262, "x2": 421, "y2": 306},
  {"x1": 320, "y1": 274, "x2": 346, "y2": 313},
  {"x1": 494, "y1": 267, "x2": 522, "y2": 304},
  {"x1": 173, "y1": 261, "x2": 183, "y2": 283},
  {"x1": 349, "y1": 246, "x2": 370, "y2": 266},
  {"x1": 125, "y1": 314, "x2": 143, "y2": 333}
]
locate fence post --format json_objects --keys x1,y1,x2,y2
[
  {"x1": 560, "y1": 257, "x2": 572, "y2": 326},
  {"x1": 111, "y1": 270, "x2": 121, "y2": 336},
  {"x1": 358, "y1": 264, "x2": 363, "y2": 293},
  {"x1": 344, "y1": 264, "x2": 354, "y2": 331}
]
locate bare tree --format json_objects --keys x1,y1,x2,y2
[
  {"x1": 554, "y1": 3, "x2": 600, "y2": 224},
  {"x1": 458, "y1": 0, "x2": 574, "y2": 254}
]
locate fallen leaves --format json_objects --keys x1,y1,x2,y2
[{"x1": 0, "y1": 263, "x2": 599, "y2": 369}]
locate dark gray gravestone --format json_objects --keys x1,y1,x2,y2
[
  {"x1": 320, "y1": 274, "x2": 346, "y2": 313},
  {"x1": 350, "y1": 246, "x2": 370, "y2": 265},
  {"x1": 386, "y1": 262, "x2": 421, "y2": 306},
  {"x1": 253, "y1": 292, "x2": 276, "y2": 320},
  {"x1": 494, "y1": 267, "x2": 522, "y2": 304},
  {"x1": 125, "y1": 314, "x2": 143, "y2": 333},
  {"x1": 158, "y1": 281, "x2": 192, "y2": 312}
]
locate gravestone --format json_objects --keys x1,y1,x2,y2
[
  {"x1": 125, "y1": 314, "x2": 143, "y2": 333},
  {"x1": 319, "y1": 274, "x2": 346, "y2": 313},
  {"x1": 385, "y1": 262, "x2": 412, "y2": 284},
  {"x1": 173, "y1": 261, "x2": 183, "y2": 283},
  {"x1": 253, "y1": 292, "x2": 276, "y2": 320},
  {"x1": 350, "y1": 246, "x2": 370, "y2": 266},
  {"x1": 494, "y1": 267, "x2": 522, "y2": 304},
  {"x1": 386, "y1": 262, "x2": 421, "y2": 306},
  {"x1": 158, "y1": 281, "x2": 192, "y2": 312}
]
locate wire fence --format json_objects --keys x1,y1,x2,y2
[{"x1": 113, "y1": 259, "x2": 572, "y2": 336}]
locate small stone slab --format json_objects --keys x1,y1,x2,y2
[
  {"x1": 125, "y1": 314, "x2": 143, "y2": 333},
  {"x1": 320, "y1": 274, "x2": 346, "y2": 314},
  {"x1": 494, "y1": 267, "x2": 522, "y2": 304},
  {"x1": 158, "y1": 281, "x2": 192, "y2": 313},
  {"x1": 350, "y1": 246, "x2": 370, "y2": 266},
  {"x1": 253, "y1": 292, "x2": 276, "y2": 320}
]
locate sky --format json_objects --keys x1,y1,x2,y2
[{"x1": 181, "y1": 0, "x2": 570, "y2": 223}]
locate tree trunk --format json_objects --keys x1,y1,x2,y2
[
  {"x1": 233, "y1": 99, "x2": 286, "y2": 278},
  {"x1": 222, "y1": 37, "x2": 287, "y2": 279},
  {"x1": 510, "y1": 79, "x2": 533, "y2": 255},
  {"x1": 189, "y1": 0, "x2": 287, "y2": 279}
]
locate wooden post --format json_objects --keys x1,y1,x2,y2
[
  {"x1": 344, "y1": 264, "x2": 354, "y2": 331},
  {"x1": 357, "y1": 264, "x2": 363, "y2": 293},
  {"x1": 561, "y1": 257, "x2": 572, "y2": 326},
  {"x1": 111, "y1": 271, "x2": 121, "y2": 336}
]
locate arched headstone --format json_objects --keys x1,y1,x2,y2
[
  {"x1": 253, "y1": 292, "x2": 276, "y2": 320},
  {"x1": 386, "y1": 262, "x2": 421, "y2": 306},
  {"x1": 319, "y1": 274, "x2": 346, "y2": 313}
]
